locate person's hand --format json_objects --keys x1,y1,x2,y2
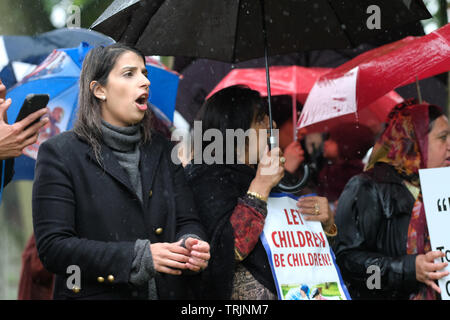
[
  {"x1": 183, "y1": 237, "x2": 210, "y2": 272},
  {"x1": 149, "y1": 241, "x2": 191, "y2": 275},
  {"x1": 283, "y1": 141, "x2": 305, "y2": 173},
  {"x1": 296, "y1": 127, "x2": 308, "y2": 142},
  {"x1": 0, "y1": 79, "x2": 6, "y2": 100},
  {"x1": 296, "y1": 196, "x2": 334, "y2": 232},
  {"x1": 416, "y1": 251, "x2": 449, "y2": 293},
  {"x1": 0, "y1": 97, "x2": 49, "y2": 160},
  {"x1": 249, "y1": 146, "x2": 285, "y2": 199}
]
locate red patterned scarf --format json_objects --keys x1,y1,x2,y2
[{"x1": 366, "y1": 99, "x2": 436, "y2": 300}]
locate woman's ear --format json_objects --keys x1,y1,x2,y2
[{"x1": 90, "y1": 81, "x2": 106, "y2": 101}]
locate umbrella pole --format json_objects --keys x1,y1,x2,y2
[
  {"x1": 259, "y1": 1, "x2": 309, "y2": 193},
  {"x1": 260, "y1": 0, "x2": 276, "y2": 150},
  {"x1": 292, "y1": 94, "x2": 297, "y2": 141}
]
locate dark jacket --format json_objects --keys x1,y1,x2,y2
[
  {"x1": 184, "y1": 163, "x2": 276, "y2": 299},
  {"x1": 318, "y1": 159, "x2": 365, "y2": 202},
  {"x1": 333, "y1": 163, "x2": 420, "y2": 299},
  {"x1": 0, "y1": 157, "x2": 14, "y2": 189},
  {"x1": 32, "y1": 131, "x2": 206, "y2": 300}
]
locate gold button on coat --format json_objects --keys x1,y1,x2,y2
[
  {"x1": 148, "y1": 190, "x2": 152, "y2": 197},
  {"x1": 72, "y1": 286, "x2": 80, "y2": 293},
  {"x1": 155, "y1": 227, "x2": 163, "y2": 235},
  {"x1": 107, "y1": 275, "x2": 115, "y2": 282},
  {"x1": 97, "y1": 277, "x2": 105, "y2": 283}
]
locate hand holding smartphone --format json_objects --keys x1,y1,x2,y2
[
  {"x1": 0, "y1": 93, "x2": 49, "y2": 159},
  {"x1": 15, "y1": 94, "x2": 50, "y2": 127}
]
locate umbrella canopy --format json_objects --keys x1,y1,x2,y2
[
  {"x1": 91, "y1": 0, "x2": 431, "y2": 62},
  {"x1": 0, "y1": 28, "x2": 114, "y2": 88},
  {"x1": 91, "y1": 0, "x2": 431, "y2": 193},
  {"x1": 6, "y1": 43, "x2": 180, "y2": 180},
  {"x1": 207, "y1": 66, "x2": 330, "y2": 103},
  {"x1": 298, "y1": 23, "x2": 450, "y2": 132},
  {"x1": 91, "y1": 0, "x2": 431, "y2": 135},
  {"x1": 207, "y1": 65, "x2": 330, "y2": 140},
  {"x1": 208, "y1": 65, "x2": 403, "y2": 134}
]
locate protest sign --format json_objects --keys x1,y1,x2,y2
[
  {"x1": 260, "y1": 193, "x2": 350, "y2": 300},
  {"x1": 419, "y1": 167, "x2": 450, "y2": 300}
]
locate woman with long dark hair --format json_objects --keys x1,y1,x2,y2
[
  {"x1": 185, "y1": 85, "x2": 336, "y2": 299},
  {"x1": 334, "y1": 99, "x2": 450, "y2": 299},
  {"x1": 32, "y1": 44, "x2": 210, "y2": 300}
]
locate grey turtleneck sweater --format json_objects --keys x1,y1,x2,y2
[{"x1": 101, "y1": 120, "x2": 143, "y2": 202}]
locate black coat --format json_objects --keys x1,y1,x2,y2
[
  {"x1": 32, "y1": 131, "x2": 206, "y2": 300},
  {"x1": 333, "y1": 163, "x2": 420, "y2": 299},
  {"x1": 0, "y1": 157, "x2": 14, "y2": 189},
  {"x1": 184, "y1": 163, "x2": 276, "y2": 299}
]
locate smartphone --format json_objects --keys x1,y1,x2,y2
[{"x1": 15, "y1": 94, "x2": 50, "y2": 126}]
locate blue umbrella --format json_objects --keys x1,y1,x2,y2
[
  {"x1": 0, "y1": 28, "x2": 114, "y2": 88},
  {"x1": 6, "y1": 42, "x2": 180, "y2": 180}
]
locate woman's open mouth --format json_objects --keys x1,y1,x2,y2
[
  {"x1": 135, "y1": 93, "x2": 148, "y2": 111},
  {"x1": 445, "y1": 157, "x2": 450, "y2": 166}
]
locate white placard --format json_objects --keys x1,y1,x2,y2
[
  {"x1": 419, "y1": 167, "x2": 450, "y2": 300},
  {"x1": 260, "y1": 193, "x2": 350, "y2": 300}
]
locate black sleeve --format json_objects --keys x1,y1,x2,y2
[
  {"x1": 333, "y1": 175, "x2": 419, "y2": 298},
  {"x1": 32, "y1": 140, "x2": 135, "y2": 284},
  {"x1": 0, "y1": 157, "x2": 15, "y2": 189}
]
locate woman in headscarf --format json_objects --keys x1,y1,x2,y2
[
  {"x1": 185, "y1": 85, "x2": 336, "y2": 299},
  {"x1": 333, "y1": 99, "x2": 450, "y2": 299}
]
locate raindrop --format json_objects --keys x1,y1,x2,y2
[
  {"x1": 282, "y1": 10, "x2": 290, "y2": 17},
  {"x1": 341, "y1": 24, "x2": 347, "y2": 30},
  {"x1": 355, "y1": 111, "x2": 360, "y2": 126}
]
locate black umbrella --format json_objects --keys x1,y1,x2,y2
[
  {"x1": 92, "y1": 0, "x2": 430, "y2": 61},
  {"x1": 92, "y1": 0, "x2": 430, "y2": 138},
  {"x1": 91, "y1": 0, "x2": 431, "y2": 191}
]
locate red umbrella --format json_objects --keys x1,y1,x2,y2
[
  {"x1": 208, "y1": 66, "x2": 330, "y2": 139},
  {"x1": 208, "y1": 65, "x2": 329, "y2": 103},
  {"x1": 298, "y1": 22, "x2": 450, "y2": 132},
  {"x1": 209, "y1": 65, "x2": 402, "y2": 135}
]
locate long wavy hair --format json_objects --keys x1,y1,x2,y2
[
  {"x1": 73, "y1": 43, "x2": 152, "y2": 165},
  {"x1": 194, "y1": 85, "x2": 268, "y2": 164}
]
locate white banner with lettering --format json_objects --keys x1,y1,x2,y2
[
  {"x1": 260, "y1": 193, "x2": 350, "y2": 300},
  {"x1": 419, "y1": 167, "x2": 450, "y2": 300}
]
